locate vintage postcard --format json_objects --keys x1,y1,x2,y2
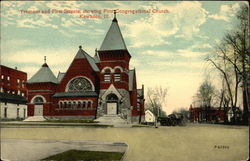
[{"x1": 0, "y1": 1, "x2": 249, "y2": 161}]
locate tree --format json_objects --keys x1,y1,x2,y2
[
  {"x1": 193, "y1": 79, "x2": 216, "y2": 122},
  {"x1": 207, "y1": 4, "x2": 249, "y2": 124},
  {"x1": 145, "y1": 86, "x2": 168, "y2": 117},
  {"x1": 195, "y1": 80, "x2": 215, "y2": 108}
]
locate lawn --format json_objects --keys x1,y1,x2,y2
[{"x1": 42, "y1": 150, "x2": 124, "y2": 161}]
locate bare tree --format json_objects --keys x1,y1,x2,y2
[
  {"x1": 207, "y1": 4, "x2": 249, "y2": 124},
  {"x1": 146, "y1": 86, "x2": 168, "y2": 118}
]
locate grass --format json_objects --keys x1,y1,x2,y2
[{"x1": 41, "y1": 150, "x2": 124, "y2": 161}]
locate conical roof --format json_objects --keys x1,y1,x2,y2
[
  {"x1": 28, "y1": 63, "x2": 58, "y2": 84},
  {"x1": 99, "y1": 16, "x2": 127, "y2": 51}
]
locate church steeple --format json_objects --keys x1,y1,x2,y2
[
  {"x1": 112, "y1": 10, "x2": 117, "y2": 22},
  {"x1": 99, "y1": 11, "x2": 127, "y2": 51}
]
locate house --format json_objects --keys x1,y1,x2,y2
[
  {"x1": 145, "y1": 110, "x2": 155, "y2": 123},
  {"x1": 0, "y1": 65, "x2": 28, "y2": 120},
  {"x1": 26, "y1": 13, "x2": 145, "y2": 123}
]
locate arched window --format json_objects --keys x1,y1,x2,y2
[
  {"x1": 104, "y1": 69, "x2": 111, "y2": 82},
  {"x1": 68, "y1": 102, "x2": 72, "y2": 109},
  {"x1": 33, "y1": 96, "x2": 44, "y2": 105},
  {"x1": 88, "y1": 101, "x2": 92, "y2": 108},
  {"x1": 68, "y1": 77, "x2": 93, "y2": 92},
  {"x1": 73, "y1": 101, "x2": 76, "y2": 110},
  {"x1": 106, "y1": 94, "x2": 118, "y2": 102},
  {"x1": 83, "y1": 102, "x2": 86, "y2": 108},
  {"x1": 114, "y1": 68, "x2": 121, "y2": 82},
  {"x1": 64, "y1": 102, "x2": 67, "y2": 110},
  {"x1": 78, "y1": 101, "x2": 82, "y2": 109},
  {"x1": 60, "y1": 102, "x2": 63, "y2": 109}
]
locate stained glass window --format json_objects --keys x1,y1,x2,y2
[{"x1": 68, "y1": 77, "x2": 92, "y2": 91}]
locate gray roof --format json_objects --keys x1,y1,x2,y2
[
  {"x1": 57, "y1": 72, "x2": 65, "y2": 82},
  {"x1": 28, "y1": 63, "x2": 58, "y2": 84},
  {"x1": 99, "y1": 19, "x2": 127, "y2": 51},
  {"x1": 75, "y1": 47, "x2": 100, "y2": 72},
  {"x1": 53, "y1": 91, "x2": 98, "y2": 98},
  {"x1": 129, "y1": 69, "x2": 135, "y2": 91}
]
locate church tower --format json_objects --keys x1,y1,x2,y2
[{"x1": 96, "y1": 12, "x2": 132, "y2": 121}]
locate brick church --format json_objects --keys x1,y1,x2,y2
[{"x1": 26, "y1": 14, "x2": 145, "y2": 123}]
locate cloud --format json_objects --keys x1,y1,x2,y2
[
  {"x1": 208, "y1": 3, "x2": 240, "y2": 22},
  {"x1": 143, "y1": 50, "x2": 174, "y2": 57},
  {"x1": 177, "y1": 49, "x2": 208, "y2": 58},
  {"x1": 125, "y1": 1, "x2": 208, "y2": 48}
]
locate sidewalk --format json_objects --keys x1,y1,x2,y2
[{"x1": 1, "y1": 138, "x2": 128, "y2": 161}]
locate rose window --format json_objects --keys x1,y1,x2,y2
[{"x1": 68, "y1": 77, "x2": 92, "y2": 91}]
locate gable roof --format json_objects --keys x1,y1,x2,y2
[
  {"x1": 28, "y1": 63, "x2": 58, "y2": 84},
  {"x1": 74, "y1": 47, "x2": 100, "y2": 72},
  {"x1": 99, "y1": 17, "x2": 127, "y2": 51}
]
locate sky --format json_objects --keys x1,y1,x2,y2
[{"x1": 1, "y1": 1, "x2": 247, "y2": 114}]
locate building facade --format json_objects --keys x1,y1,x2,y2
[
  {"x1": 0, "y1": 65, "x2": 28, "y2": 120},
  {"x1": 26, "y1": 15, "x2": 145, "y2": 123}
]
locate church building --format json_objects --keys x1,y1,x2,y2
[{"x1": 26, "y1": 14, "x2": 145, "y2": 123}]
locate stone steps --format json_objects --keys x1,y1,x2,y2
[
  {"x1": 95, "y1": 115, "x2": 128, "y2": 125},
  {"x1": 23, "y1": 116, "x2": 47, "y2": 122}
]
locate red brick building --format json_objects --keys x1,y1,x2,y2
[
  {"x1": 189, "y1": 105, "x2": 225, "y2": 123},
  {"x1": 26, "y1": 15, "x2": 145, "y2": 123},
  {"x1": 0, "y1": 65, "x2": 28, "y2": 119}
]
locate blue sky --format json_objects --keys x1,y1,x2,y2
[{"x1": 1, "y1": 1, "x2": 247, "y2": 113}]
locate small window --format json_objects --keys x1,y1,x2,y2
[
  {"x1": 78, "y1": 101, "x2": 82, "y2": 109},
  {"x1": 1, "y1": 75, "x2": 4, "y2": 80},
  {"x1": 114, "y1": 73, "x2": 121, "y2": 82},
  {"x1": 73, "y1": 102, "x2": 76, "y2": 110},
  {"x1": 22, "y1": 81, "x2": 25, "y2": 88},
  {"x1": 88, "y1": 101, "x2": 92, "y2": 108},
  {"x1": 64, "y1": 102, "x2": 67, "y2": 109},
  {"x1": 17, "y1": 108, "x2": 20, "y2": 118},
  {"x1": 68, "y1": 102, "x2": 72, "y2": 109},
  {"x1": 60, "y1": 102, "x2": 63, "y2": 109},
  {"x1": 104, "y1": 74, "x2": 111, "y2": 82},
  {"x1": 17, "y1": 79, "x2": 20, "y2": 87},
  {"x1": 83, "y1": 102, "x2": 86, "y2": 108},
  {"x1": 4, "y1": 108, "x2": 7, "y2": 118},
  {"x1": 7, "y1": 76, "x2": 10, "y2": 81},
  {"x1": 137, "y1": 103, "x2": 141, "y2": 111}
]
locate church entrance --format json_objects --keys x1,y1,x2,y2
[
  {"x1": 33, "y1": 96, "x2": 44, "y2": 116},
  {"x1": 34, "y1": 105, "x2": 43, "y2": 116},
  {"x1": 106, "y1": 94, "x2": 118, "y2": 115}
]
